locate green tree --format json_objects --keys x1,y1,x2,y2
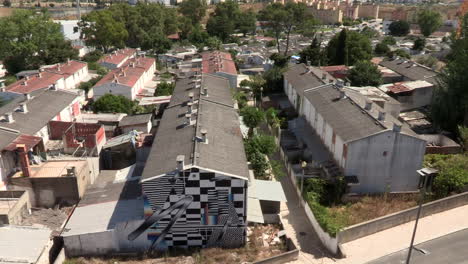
[
  {"x1": 0, "y1": 10, "x2": 78, "y2": 74},
  {"x1": 93, "y1": 94, "x2": 139, "y2": 114},
  {"x1": 387, "y1": 49, "x2": 411, "y2": 59},
  {"x1": 3, "y1": 0, "x2": 11, "y2": 7},
  {"x1": 431, "y1": 22, "x2": 468, "y2": 132},
  {"x1": 348, "y1": 60, "x2": 383, "y2": 87},
  {"x1": 263, "y1": 66, "x2": 285, "y2": 92},
  {"x1": 424, "y1": 154, "x2": 468, "y2": 199},
  {"x1": 237, "y1": 10, "x2": 257, "y2": 36},
  {"x1": 249, "y1": 150, "x2": 270, "y2": 179},
  {"x1": 382, "y1": 36, "x2": 397, "y2": 46},
  {"x1": 374, "y1": 42, "x2": 390, "y2": 55},
  {"x1": 240, "y1": 106, "x2": 265, "y2": 137},
  {"x1": 240, "y1": 75, "x2": 265, "y2": 100},
  {"x1": 412, "y1": 37, "x2": 426, "y2": 51},
  {"x1": 206, "y1": 1, "x2": 255, "y2": 42},
  {"x1": 326, "y1": 29, "x2": 372, "y2": 66},
  {"x1": 417, "y1": 10, "x2": 442, "y2": 37},
  {"x1": 245, "y1": 133, "x2": 277, "y2": 157},
  {"x1": 79, "y1": 10, "x2": 128, "y2": 52},
  {"x1": 259, "y1": 2, "x2": 317, "y2": 55},
  {"x1": 361, "y1": 26, "x2": 379, "y2": 38},
  {"x1": 388, "y1": 20, "x2": 410, "y2": 37},
  {"x1": 299, "y1": 37, "x2": 326, "y2": 66},
  {"x1": 154, "y1": 81, "x2": 175, "y2": 96},
  {"x1": 178, "y1": 0, "x2": 207, "y2": 24}
]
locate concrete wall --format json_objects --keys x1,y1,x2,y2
[
  {"x1": 63, "y1": 230, "x2": 118, "y2": 257},
  {"x1": 0, "y1": 190, "x2": 30, "y2": 225},
  {"x1": 93, "y1": 83, "x2": 134, "y2": 100},
  {"x1": 346, "y1": 131, "x2": 426, "y2": 193},
  {"x1": 395, "y1": 86, "x2": 433, "y2": 111},
  {"x1": 10, "y1": 161, "x2": 91, "y2": 207},
  {"x1": 307, "y1": 7, "x2": 343, "y2": 24},
  {"x1": 338, "y1": 191, "x2": 468, "y2": 243},
  {"x1": 279, "y1": 147, "x2": 340, "y2": 255}
]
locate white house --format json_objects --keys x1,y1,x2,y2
[
  {"x1": 93, "y1": 56, "x2": 156, "y2": 100},
  {"x1": 284, "y1": 64, "x2": 426, "y2": 193}
]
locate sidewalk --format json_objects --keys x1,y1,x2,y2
[{"x1": 334, "y1": 204, "x2": 468, "y2": 264}]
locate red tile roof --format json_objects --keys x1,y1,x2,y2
[
  {"x1": 387, "y1": 83, "x2": 411, "y2": 93},
  {"x1": 45, "y1": 60, "x2": 87, "y2": 78},
  {"x1": 167, "y1": 33, "x2": 180, "y2": 40},
  {"x1": 6, "y1": 71, "x2": 64, "y2": 94},
  {"x1": 3, "y1": 134, "x2": 42, "y2": 151},
  {"x1": 201, "y1": 51, "x2": 237, "y2": 75},
  {"x1": 95, "y1": 56, "x2": 155, "y2": 88},
  {"x1": 99, "y1": 48, "x2": 136, "y2": 66}
]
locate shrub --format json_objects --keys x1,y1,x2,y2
[
  {"x1": 424, "y1": 154, "x2": 468, "y2": 199},
  {"x1": 82, "y1": 50, "x2": 104, "y2": 63},
  {"x1": 245, "y1": 134, "x2": 277, "y2": 157},
  {"x1": 250, "y1": 151, "x2": 269, "y2": 179},
  {"x1": 306, "y1": 193, "x2": 346, "y2": 236},
  {"x1": 154, "y1": 81, "x2": 175, "y2": 96}
]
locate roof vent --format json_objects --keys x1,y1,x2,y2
[
  {"x1": 185, "y1": 113, "x2": 192, "y2": 125},
  {"x1": 19, "y1": 102, "x2": 28, "y2": 113},
  {"x1": 322, "y1": 72, "x2": 327, "y2": 80},
  {"x1": 188, "y1": 92, "x2": 194, "y2": 103},
  {"x1": 50, "y1": 84, "x2": 57, "y2": 91},
  {"x1": 22, "y1": 81, "x2": 27, "y2": 86},
  {"x1": 339, "y1": 90, "x2": 346, "y2": 99},
  {"x1": 393, "y1": 123, "x2": 402, "y2": 132},
  {"x1": 187, "y1": 102, "x2": 193, "y2": 114},
  {"x1": 378, "y1": 111, "x2": 386, "y2": 121},
  {"x1": 4, "y1": 112, "x2": 14, "y2": 123},
  {"x1": 203, "y1": 86, "x2": 208, "y2": 96},
  {"x1": 365, "y1": 100, "x2": 373, "y2": 110},
  {"x1": 176, "y1": 155, "x2": 185, "y2": 171},
  {"x1": 200, "y1": 128, "x2": 208, "y2": 144}
]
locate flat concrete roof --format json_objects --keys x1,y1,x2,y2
[
  {"x1": 12, "y1": 160, "x2": 88, "y2": 178},
  {"x1": 0, "y1": 199, "x2": 18, "y2": 215},
  {"x1": 0, "y1": 225, "x2": 51, "y2": 263},
  {"x1": 249, "y1": 179, "x2": 287, "y2": 202}
]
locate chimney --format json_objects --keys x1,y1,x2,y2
[
  {"x1": 4, "y1": 112, "x2": 14, "y2": 123},
  {"x1": 24, "y1": 93, "x2": 31, "y2": 100},
  {"x1": 188, "y1": 92, "x2": 194, "y2": 103},
  {"x1": 17, "y1": 144, "x2": 31, "y2": 178},
  {"x1": 203, "y1": 86, "x2": 208, "y2": 96},
  {"x1": 339, "y1": 90, "x2": 346, "y2": 99},
  {"x1": 200, "y1": 128, "x2": 208, "y2": 143},
  {"x1": 25, "y1": 75, "x2": 30, "y2": 80},
  {"x1": 364, "y1": 100, "x2": 372, "y2": 110},
  {"x1": 50, "y1": 84, "x2": 57, "y2": 91},
  {"x1": 378, "y1": 111, "x2": 386, "y2": 121},
  {"x1": 322, "y1": 72, "x2": 327, "y2": 80},
  {"x1": 37, "y1": 72, "x2": 42, "y2": 78},
  {"x1": 67, "y1": 58, "x2": 71, "y2": 65},
  {"x1": 185, "y1": 113, "x2": 192, "y2": 125},
  {"x1": 19, "y1": 102, "x2": 28, "y2": 113},
  {"x1": 57, "y1": 65, "x2": 61, "y2": 71},
  {"x1": 393, "y1": 123, "x2": 402, "y2": 132},
  {"x1": 22, "y1": 81, "x2": 27, "y2": 86},
  {"x1": 176, "y1": 155, "x2": 185, "y2": 171},
  {"x1": 0, "y1": 87, "x2": 6, "y2": 92},
  {"x1": 187, "y1": 102, "x2": 193, "y2": 114}
]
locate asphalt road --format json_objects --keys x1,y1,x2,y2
[{"x1": 367, "y1": 228, "x2": 468, "y2": 264}]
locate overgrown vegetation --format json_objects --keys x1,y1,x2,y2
[
  {"x1": 92, "y1": 94, "x2": 143, "y2": 115},
  {"x1": 154, "y1": 81, "x2": 175, "y2": 96},
  {"x1": 424, "y1": 154, "x2": 468, "y2": 199}
]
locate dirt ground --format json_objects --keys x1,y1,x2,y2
[
  {"x1": 65, "y1": 225, "x2": 287, "y2": 264},
  {"x1": 20, "y1": 206, "x2": 73, "y2": 231},
  {"x1": 329, "y1": 193, "x2": 419, "y2": 226}
]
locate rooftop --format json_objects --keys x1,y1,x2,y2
[
  {"x1": 75, "y1": 112, "x2": 127, "y2": 123},
  {"x1": 141, "y1": 73, "x2": 249, "y2": 181},
  {"x1": 99, "y1": 48, "x2": 136, "y2": 66},
  {"x1": 283, "y1": 64, "x2": 335, "y2": 97},
  {"x1": 119, "y1": 113, "x2": 152, "y2": 127},
  {"x1": 62, "y1": 165, "x2": 142, "y2": 237},
  {"x1": 0, "y1": 225, "x2": 51, "y2": 264},
  {"x1": 5, "y1": 71, "x2": 64, "y2": 94},
  {"x1": 380, "y1": 80, "x2": 434, "y2": 94},
  {"x1": 11, "y1": 160, "x2": 88, "y2": 178},
  {"x1": 379, "y1": 59, "x2": 438, "y2": 85},
  {"x1": 0, "y1": 89, "x2": 78, "y2": 135},
  {"x1": 95, "y1": 56, "x2": 155, "y2": 88},
  {"x1": 201, "y1": 51, "x2": 237, "y2": 75}
]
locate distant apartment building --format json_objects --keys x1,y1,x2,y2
[
  {"x1": 92, "y1": 56, "x2": 156, "y2": 101},
  {"x1": 284, "y1": 64, "x2": 426, "y2": 193},
  {"x1": 201, "y1": 51, "x2": 238, "y2": 88},
  {"x1": 99, "y1": 48, "x2": 137, "y2": 69}
]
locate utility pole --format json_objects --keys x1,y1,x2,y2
[{"x1": 406, "y1": 168, "x2": 438, "y2": 264}]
